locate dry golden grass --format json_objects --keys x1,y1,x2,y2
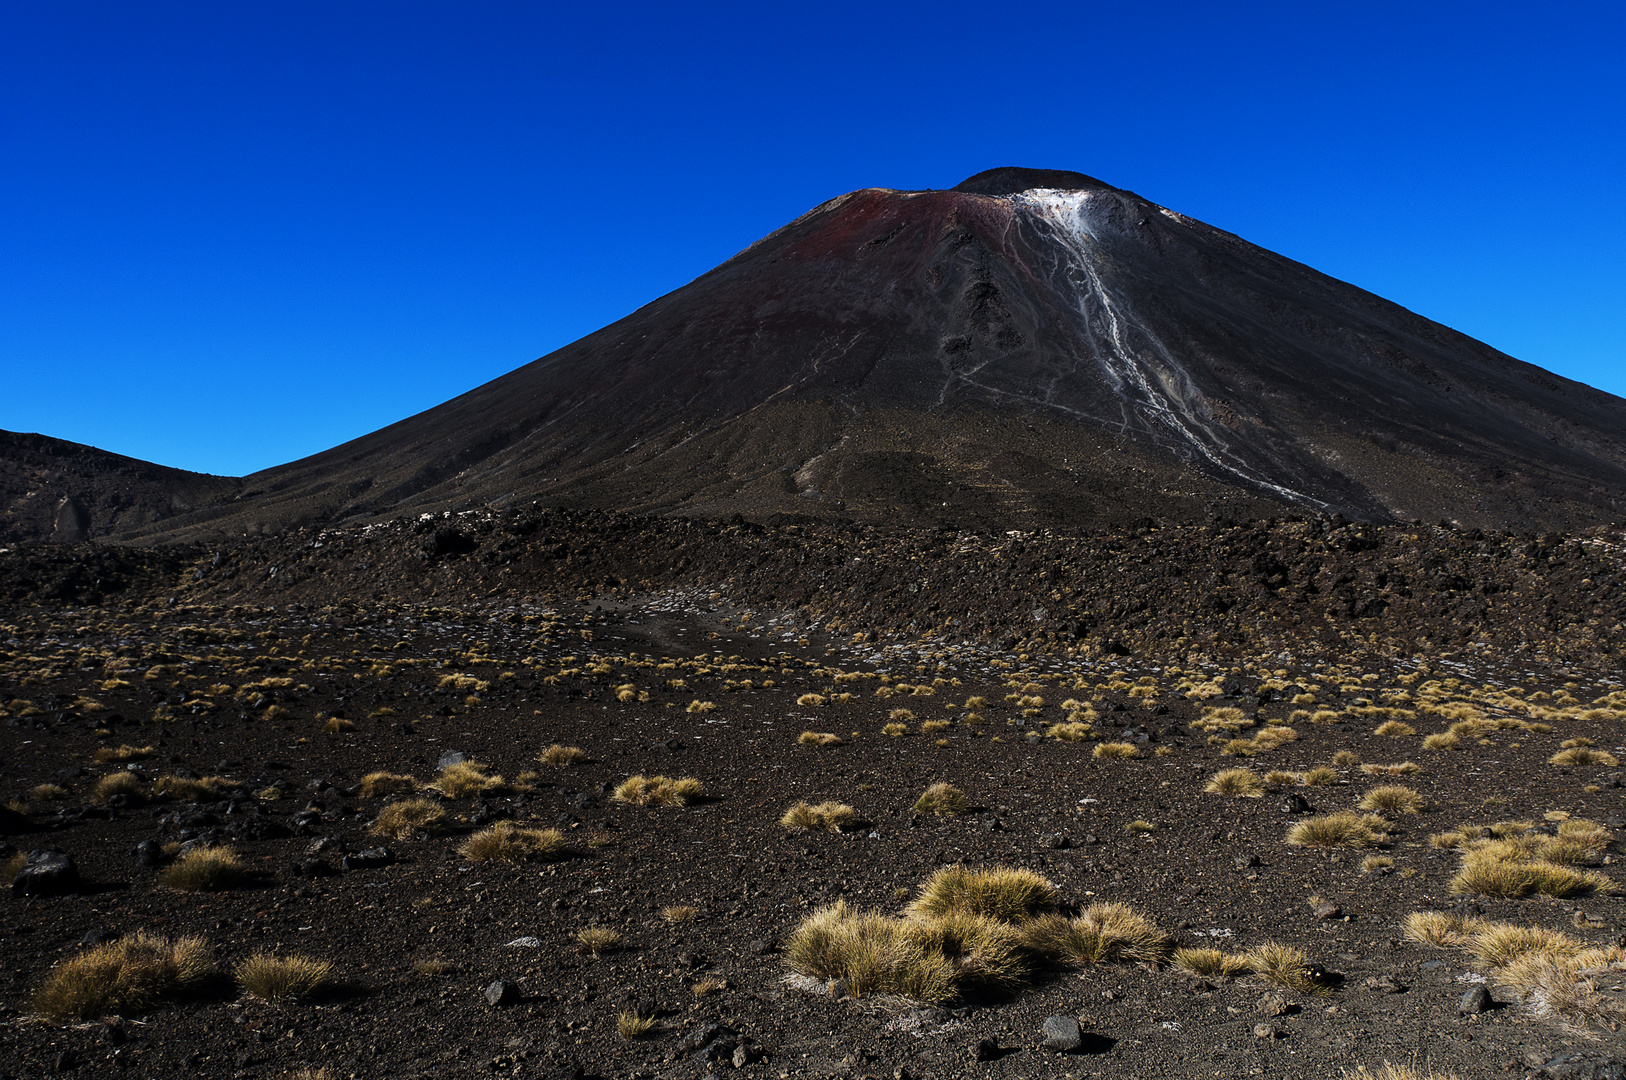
[
  {"x1": 1204, "y1": 768, "x2": 1264, "y2": 797},
  {"x1": 433, "y1": 761, "x2": 506, "y2": 797},
  {"x1": 1093, "y1": 741, "x2": 1139, "y2": 760},
  {"x1": 1301, "y1": 765, "x2": 1339, "y2": 786},
  {"x1": 28, "y1": 783, "x2": 69, "y2": 802},
  {"x1": 1422, "y1": 732, "x2": 1460, "y2": 751},
  {"x1": 1359, "y1": 761, "x2": 1421, "y2": 776},
  {"x1": 1286, "y1": 811, "x2": 1385, "y2": 849},
  {"x1": 798, "y1": 731, "x2": 844, "y2": 746},
  {"x1": 1048, "y1": 721, "x2": 1092, "y2": 742},
  {"x1": 234, "y1": 952, "x2": 334, "y2": 1002},
  {"x1": 458, "y1": 822, "x2": 573, "y2": 863},
  {"x1": 616, "y1": 1010, "x2": 659, "y2": 1039},
  {"x1": 576, "y1": 927, "x2": 623, "y2": 956},
  {"x1": 1172, "y1": 946, "x2": 1250, "y2": 978},
  {"x1": 370, "y1": 797, "x2": 451, "y2": 839},
  {"x1": 905, "y1": 865, "x2": 1057, "y2": 923},
  {"x1": 1339, "y1": 1064, "x2": 1465, "y2": 1080},
  {"x1": 881, "y1": 722, "x2": 908, "y2": 736},
  {"x1": 91, "y1": 771, "x2": 147, "y2": 801},
  {"x1": 358, "y1": 771, "x2": 418, "y2": 797},
  {"x1": 780, "y1": 801, "x2": 860, "y2": 832},
  {"x1": 912, "y1": 782, "x2": 969, "y2": 816},
  {"x1": 1373, "y1": 720, "x2": 1416, "y2": 737},
  {"x1": 92, "y1": 744, "x2": 154, "y2": 763},
  {"x1": 160, "y1": 845, "x2": 245, "y2": 891},
  {"x1": 661, "y1": 905, "x2": 698, "y2": 924},
  {"x1": 1243, "y1": 942, "x2": 1320, "y2": 993},
  {"x1": 611, "y1": 775, "x2": 704, "y2": 807},
  {"x1": 1020, "y1": 903, "x2": 1169, "y2": 965},
  {"x1": 920, "y1": 719, "x2": 950, "y2": 734},
  {"x1": 1449, "y1": 853, "x2": 1614, "y2": 899},
  {"x1": 539, "y1": 743, "x2": 589, "y2": 766},
  {"x1": 691, "y1": 977, "x2": 725, "y2": 997},
  {"x1": 1332, "y1": 749, "x2": 1360, "y2": 767},
  {"x1": 1358, "y1": 785, "x2": 1427, "y2": 815},
  {"x1": 1403, "y1": 911, "x2": 1488, "y2": 948},
  {"x1": 322, "y1": 717, "x2": 354, "y2": 734},
  {"x1": 1467, "y1": 923, "x2": 1579, "y2": 967},
  {"x1": 1549, "y1": 747, "x2": 1619, "y2": 766},
  {"x1": 785, "y1": 901, "x2": 1028, "y2": 1003},
  {"x1": 31, "y1": 931, "x2": 213, "y2": 1018},
  {"x1": 1361, "y1": 855, "x2": 1395, "y2": 873}
]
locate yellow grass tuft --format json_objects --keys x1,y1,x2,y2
[
  {"x1": 234, "y1": 952, "x2": 334, "y2": 1002},
  {"x1": 91, "y1": 772, "x2": 147, "y2": 802},
  {"x1": 370, "y1": 797, "x2": 451, "y2": 839},
  {"x1": 1092, "y1": 741, "x2": 1139, "y2": 760},
  {"x1": 1172, "y1": 946, "x2": 1251, "y2": 978},
  {"x1": 1549, "y1": 747, "x2": 1619, "y2": 767},
  {"x1": 780, "y1": 801, "x2": 860, "y2": 832},
  {"x1": 912, "y1": 782, "x2": 969, "y2": 816},
  {"x1": 1286, "y1": 811, "x2": 1384, "y2": 849},
  {"x1": 159, "y1": 845, "x2": 245, "y2": 891},
  {"x1": 433, "y1": 761, "x2": 506, "y2": 797},
  {"x1": 92, "y1": 744, "x2": 154, "y2": 763},
  {"x1": 612, "y1": 775, "x2": 704, "y2": 807},
  {"x1": 1204, "y1": 768, "x2": 1265, "y2": 797},
  {"x1": 576, "y1": 927, "x2": 622, "y2": 956},
  {"x1": 1021, "y1": 903, "x2": 1170, "y2": 965},
  {"x1": 358, "y1": 771, "x2": 418, "y2": 797},
  {"x1": 539, "y1": 744, "x2": 589, "y2": 766},
  {"x1": 1358, "y1": 785, "x2": 1427, "y2": 815},
  {"x1": 458, "y1": 822, "x2": 574, "y2": 863},
  {"x1": 798, "y1": 731, "x2": 844, "y2": 746},
  {"x1": 905, "y1": 865, "x2": 1057, "y2": 923},
  {"x1": 1243, "y1": 942, "x2": 1321, "y2": 993},
  {"x1": 31, "y1": 931, "x2": 213, "y2": 1019}
]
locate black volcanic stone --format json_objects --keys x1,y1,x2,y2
[{"x1": 12, "y1": 849, "x2": 80, "y2": 896}]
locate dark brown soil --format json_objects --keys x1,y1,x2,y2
[{"x1": 1, "y1": 516, "x2": 1623, "y2": 1080}]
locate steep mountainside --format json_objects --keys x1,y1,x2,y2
[{"x1": 14, "y1": 168, "x2": 1626, "y2": 542}]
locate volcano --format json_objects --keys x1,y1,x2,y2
[{"x1": 11, "y1": 167, "x2": 1626, "y2": 542}]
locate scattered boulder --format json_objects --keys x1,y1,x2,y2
[
  {"x1": 132, "y1": 840, "x2": 162, "y2": 867},
  {"x1": 1040, "y1": 1015, "x2": 1083, "y2": 1051},
  {"x1": 341, "y1": 847, "x2": 395, "y2": 870},
  {"x1": 484, "y1": 979, "x2": 520, "y2": 1007},
  {"x1": 1459, "y1": 985, "x2": 1494, "y2": 1014},
  {"x1": 11, "y1": 849, "x2": 80, "y2": 896},
  {"x1": 436, "y1": 750, "x2": 469, "y2": 770}
]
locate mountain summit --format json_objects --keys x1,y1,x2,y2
[{"x1": 10, "y1": 169, "x2": 1626, "y2": 541}]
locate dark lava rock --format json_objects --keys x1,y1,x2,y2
[
  {"x1": 341, "y1": 847, "x2": 395, "y2": 870},
  {"x1": 1041, "y1": 832, "x2": 1072, "y2": 849},
  {"x1": 972, "y1": 1038, "x2": 1001, "y2": 1062},
  {"x1": 290, "y1": 857, "x2": 334, "y2": 878},
  {"x1": 1312, "y1": 901, "x2": 1343, "y2": 920},
  {"x1": 1536, "y1": 1053, "x2": 1626, "y2": 1079},
  {"x1": 436, "y1": 750, "x2": 469, "y2": 770},
  {"x1": 483, "y1": 979, "x2": 520, "y2": 1007},
  {"x1": 11, "y1": 849, "x2": 80, "y2": 896},
  {"x1": 1040, "y1": 1015, "x2": 1083, "y2": 1051},
  {"x1": 1280, "y1": 793, "x2": 1312, "y2": 814},
  {"x1": 675, "y1": 1023, "x2": 727, "y2": 1057},
  {"x1": 1459, "y1": 985, "x2": 1494, "y2": 1014},
  {"x1": 133, "y1": 839, "x2": 163, "y2": 867},
  {"x1": 50, "y1": 767, "x2": 86, "y2": 782}
]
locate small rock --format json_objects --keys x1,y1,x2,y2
[
  {"x1": 1312, "y1": 901, "x2": 1343, "y2": 920},
  {"x1": 133, "y1": 839, "x2": 163, "y2": 867},
  {"x1": 290, "y1": 857, "x2": 333, "y2": 878},
  {"x1": 484, "y1": 979, "x2": 520, "y2": 1007},
  {"x1": 437, "y1": 750, "x2": 469, "y2": 770},
  {"x1": 505, "y1": 936, "x2": 542, "y2": 948},
  {"x1": 1040, "y1": 1015, "x2": 1083, "y2": 1051},
  {"x1": 1041, "y1": 832, "x2": 1072, "y2": 849},
  {"x1": 1256, "y1": 992, "x2": 1290, "y2": 1017},
  {"x1": 1364, "y1": 974, "x2": 1405, "y2": 994},
  {"x1": 11, "y1": 849, "x2": 80, "y2": 896},
  {"x1": 1280, "y1": 793, "x2": 1312, "y2": 814},
  {"x1": 1233, "y1": 854, "x2": 1261, "y2": 870},
  {"x1": 1459, "y1": 985, "x2": 1494, "y2": 1014},
  {"x1": 1253, "y1": 1023, "x2": 1281, "y2": 1040},
  {"x1": 972, "y1": 1037, "x2": 1000, "y2": 1062},
  {"x1": 341, "y1": 847, "x2": 395, "y2": 870},
  {"x1": 50, "y1": 767, "x2": 86, "y2": 782},
  {"x1": 732, "y1": 1044, "x2": 758, "y2": 1068},
  {"x1": 749, "y1": 937, "x2": 777, "y2": 955}
]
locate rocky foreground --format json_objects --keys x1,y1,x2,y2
[{"x1": 1, "y1": 512, "x2": 1623, "y2": 1080}]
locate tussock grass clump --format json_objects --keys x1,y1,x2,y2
[
  {"x1": 1301, "y1": 765, "x2": 1339, "y2": 786},
  {"x1": 92, "y1": 772, "x2": 147, "y2": 802},
  {"x1": 1243, "y1": 942, "x2": 1320, "y2": 993},
  {"x1": 1048, "y1": 721, "x2": 1092, "y2": 742},
  {"x1": 1020, "y1": 903, "x2": 1169, "y2": 965},
  {"x1": 905, "y1": 865, "x2": 1057, "y2": 923},
  {"x1": 93, "y1": 744, "x2": 154, "y2": 763},
  {"x1": 1358, "y1": 785, "x2": 1427, "y2": 815},
  {"x1": 31, "y1": 931, "x2": 213, "y2": 1019},
  {"x1": 1422, "y1": 732, "x2": 1460, "y2": 751},
  {"x1": 881, "y1": 722, "x2": 909, "y2": 737},
  {"x1": 1449, "y1": 853, "x2": 1615, "y2": 899},
  {"x1": 1264, "y1": 769, "x2": 1302, "y2": 787},
  {"x1": 1549, "y1": 747, "x2": 1619, "y2": 767},
  {"x1": 370, "y1": 797, "x2": 451, "y2": 839},
  {"x1": 1499, "y1": 947, "x2": 1626, "y2": 1031},
  {"x1": 1339, "y1": 1064, "x2": 1465, "y2": 1080},
  {"x1": 920, "y1": 720, "x2": 950, "y2": 734},
  {"x1": 234, "y1": 952, "x2": 334, "y2": 1002},
  {"x1": 785, "y1": 901, "x2": 1028, "y2": 1003},
  {"x1": 1332, "y1": 750, "x2": 1360, "y2": 767},
  {"x1": 661, "y1": 905, "x2": 697, "y2": 924},
  {"x1": 798, "y1": 731, "x2": 844, "y2": 746},
  {"x1": 1373, "y1": 720, "x2": 1416, "y2": 737},
  {"x1": 780, "y1": 801, "x2": 859, "y2": 832},
  {"x1": 1361, "y1": 855, "x2": 1395, "y2": 873},
  {"x1": 1467, "y1": 923, "x2": 1579, "y2": 967},
  {"x1": 912, "y1": 782, "x2": 969, "y2": 816},
  {"x1": 358, "y1": 771, "x2": 418, "y2": 797},
  {"x1": 539, "y1": 744, "x2": 589, "y2": 766},
  {"x1": 576, "y1": 927, "x2": 622, "y2": 956},
  {"x1": 1092, "y1": 741, "x2": 1139, "y2": 760},
  {"x1": 617, "y1": 1010, "x2": 659, "y2": 1039},
  {"x1": 1286, "y1": 811, "x2": 1385, "y2": 849},
  {"x1": 612, "y1": 775, "x2": 704, "y2": 807},
  {"x1": 433, "y1": 761, "x2": 506, "y2": 797},
  {"x1": 29, "y1": 783, "x2": 69, "y2": 802},
  {"x1": 160, "y1": 845, "x2": 245, "y2": 891},
  {"x1": 458, "y1": 822, "x2": 573, "y2": 863},
  {"x1": 1172, "y1": 947, "x2": 1251, "y2": 977},
  {"x1": 1404, "y1": 911, "x2": 1488, "y2": 948},
  {"x1": 1359, "y1": 761, "x2": 1421, "y2": 776},
  {"x1": 1204, "y1": 768, "x2": 1265, "y2": 797},
  {"x1": 323, "y1": 717, "x2": 354, "y2": 734}
]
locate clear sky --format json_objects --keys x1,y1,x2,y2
[{"x1": 2, "y1": 1, "x2": 1622, "y2": 477}]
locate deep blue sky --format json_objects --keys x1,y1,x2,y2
[{"x1": 2, "y1": 2, "x2": 1622, "y2": 477}]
